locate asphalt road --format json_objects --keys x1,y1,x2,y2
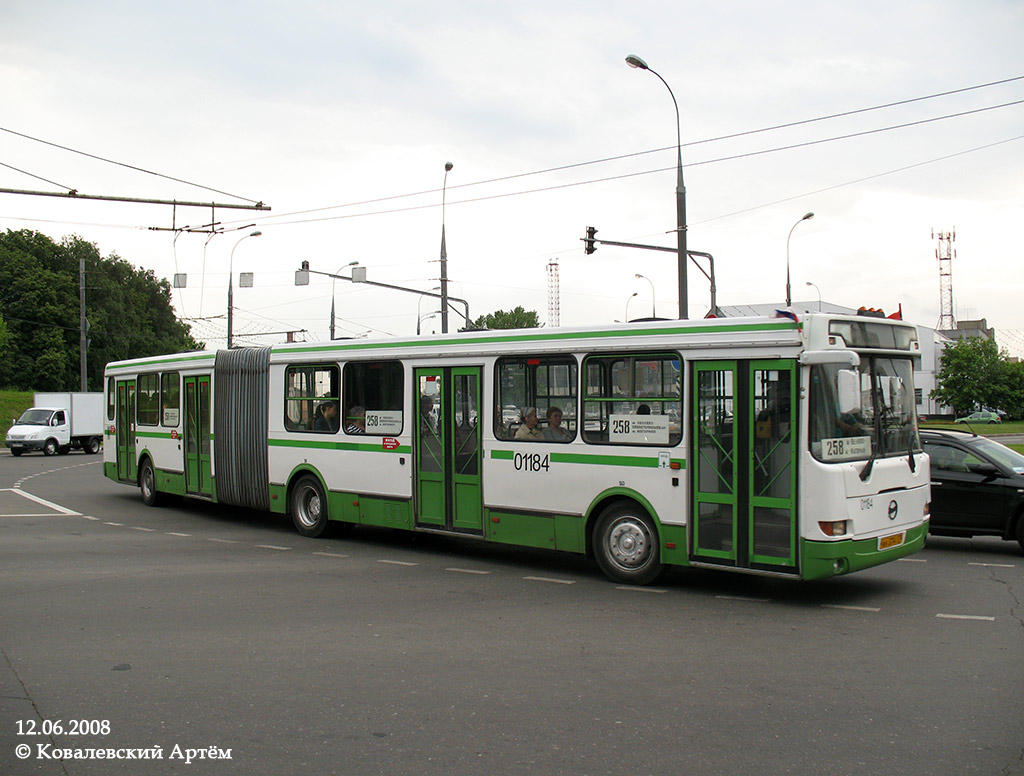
[{"x1": 1, "y1": 451, "x2": 1022, "y2": 776}]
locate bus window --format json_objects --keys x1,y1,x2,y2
[
  {"x1": 137, "y1": 373, "x2": 160, "y2": 426},
  {"x1": 582, "y1": 353, "x2": 681, "y2": 446},
  {"x1": 494, "y1": 356, "x2": 577, "y2": 442},
  {"x1": 343, "y1": 361, "x2": 404, "y2": 436},
  {"x1": 161, "y1": 372, "x2": 180, "y2": 427},
  {"x1": 284, "y1": 364, "x2": 340, "y2": 433}
]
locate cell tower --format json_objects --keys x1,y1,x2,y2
[
  {"x1": 933, "y1": 228, "x2": 956, "y2": 330},
  {"x1": 547, "y1": 259, "x2": 560, "y2": 327}
]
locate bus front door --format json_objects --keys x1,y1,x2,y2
[
  {"x1": 115, "y1": 380, "x2": 136, "y2": 483},
  {"x1": 183, "y1": 375, "x2": 213, "y2": 498},
  {"x1": 691, "y1": 360, "x2": 797, "y2": 572},
  {"x1": 414, "y1": 366, "x2": 483, "y2": 534}
]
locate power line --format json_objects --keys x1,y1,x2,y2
[
  {"x1": 256, "y1": 99, "x2": 1024, "y2": 228},
  {"x1": 244, "y1": 75, "x2": 1024, "y2": 225},
  {"x1": 0, "y1": 125, "x2": 263, "y2": 204}
]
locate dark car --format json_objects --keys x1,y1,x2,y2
[{"x1": 921, "y1": 429, "x2": 1024, "y2": 553}]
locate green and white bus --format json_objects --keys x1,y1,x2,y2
[{"x1": 103, "y1": 312, "x2": 929, "y2": 584}]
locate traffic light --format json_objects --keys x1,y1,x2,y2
[{"x1": 583, "y1": 226, "x2": 597, "y2": 255}]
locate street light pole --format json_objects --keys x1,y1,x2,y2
[
  {"x1": 786, "y1": 212, "x2": 814, "y2": 307},
  {"x1": 624, "y1": 292, "x2": 638, "y2": 323},
  {"x1": 806, "y1": 281, "x2": 822, "y2": 312},
  {"x1": 440, "y1": 162, "x2": 453, "y2": 334},
  {"x1": 330, "y1": 261, "x2": 359, "y2": 340},
  {"x1": 227, "y1": 230, "x2": 261, "y2": 348},
  {"x1": 635, "y1": 273, "x2": 656, "y2": 318},
  {"x1": 626, "y1": 54, "x2": 687, "y2": 320}
]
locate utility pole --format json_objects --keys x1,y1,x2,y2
[{"x1": 79, "y1": 256, "x2": 88, "y2": 391}]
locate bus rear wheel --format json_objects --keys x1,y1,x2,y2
[
  {"x1": 593, "y1": 502, "x2": 663, "y2": 585},
  {"x1": 140, "y1": 459, "x2": 162, "y2": 507},
  {"x1": 290, "y1": 475, "x2": 331, "y2": 538}
]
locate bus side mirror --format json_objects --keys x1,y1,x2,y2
[{"x1": 837, "y1": 369, "x2": 860, "y2": 415}]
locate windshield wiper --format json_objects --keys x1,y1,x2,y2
[{"x1": 859, "y1": 406, "x2": 885, "y2": 482}]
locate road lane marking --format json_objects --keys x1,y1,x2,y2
[
  {"x1": 254, "y1": 544, "x2": 292, "y2": 551},
  {"x1": 103, "y1": 522, "x2": 123, "y2": 526},
  {"x1": 897, "y1": 557, "x2": 927, "y2": 562},
  {"x1": 1, "y1": 488, "x2": 80, "y2": 516},
  {"x1": 968, "y1": 562, "x2": 1015, "y2": 568},
  {"x1": 206, "y1": 538, "x2": 239, "y2": 544},
  {"x1": 446, "y1": 567, "x2": 491, "y2": 575},
  {"x1": 166, "y1": 532, "x2": 191, "y2": 537},
  {"x1": 378, "y1": 559, "x2": 418, "y2": 566},
  {"x1": 936, "y1": 613, "x2": 995, "y2": 621},
  {"x1": 131, "y1": 527, "x2": 156, "y2": 532},
  {"x1": 616, "y1": 586, "x2": 667, "y2": 594},
  {"x1": 716, "y1": 595, "x2": 771, "y2": 603},
  {"x1": 822, "y1": 604, "x2": 881, "y2": 612},
  {"x1": 313, "y1": 551, "x2": 350, "y2": 558},
  {"x1": 524, "y1": 576, "x2": 575, "y2": 585}
]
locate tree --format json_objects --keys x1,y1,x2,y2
[
  {"x1": 930, "y1": 336, "x2": 1022, "y2": 416},
  {"x1": 470, "y1": 307, "x2": 542, "y2": 330},
  {"x1": 0, "y1": 229, "x2": 202, "y2": 391}
]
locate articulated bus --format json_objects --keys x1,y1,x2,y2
[{"x1": 103, "y1": 312, "x2": 929, "y2": 584}]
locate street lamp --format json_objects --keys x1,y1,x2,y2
[
  {"x1": 806, "y1": 281, "x2": 822, "y2": 312},
  {"x1": 330, "y1": 261, "x2": 359, "y2": 340},
  {"x1": 440, "y1": 161, "x2": 453, "y2": 334},
  {"x1": 785, "y1": 212, "x2": 814, "y2": 307},
  {"x1": 417, "y1": 287, "x2": 441, "y2": 335},
  {"x1": 227, "y1": 230, "x2": 261, "y2": 348},
  {"x1": 624, "y1": 292, "x2": 638, "y2": 323},
  {"x1": 626, "y1": 54, "x2": 687, "y2": 320},
  {"x1": 635, "y1": 273, "x2": 656, "y2": 318}
]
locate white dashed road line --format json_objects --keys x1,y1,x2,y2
[
  {"x1": 523, "y1": 576, "x2": 575, "y2": 585},
  {"x1": 254, "y1": 544, "x2": 292, "y2": 551},
  {"x1": 822, "y1": 604, "x2": 881, "y2": 612},
  {"x1": 446, "y1": 567, "x2": 491, "y2": 575},
  {"x1": 378, "y1": 559, "x2": 418, "y2": 566},
  {"x1": 936, "y1": 613, "x2": 996, "y2": 621}
]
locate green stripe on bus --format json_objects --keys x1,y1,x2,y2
[
  {"x1": 278, "y1": 320, "x2": 799, "y2": 355},
  {"x1": 491, "y1": 448, "x2": 685, "y2": 469},
  {"x1": 107, "y1": 353, "x2": 216, "y2": 371},
  {"x1": 268, "y1": 438, "x2": 411, "y2": 454}
]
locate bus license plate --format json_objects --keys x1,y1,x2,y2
[{"x1": 878, "y1": 532, "x2": 905, "y2": 551}]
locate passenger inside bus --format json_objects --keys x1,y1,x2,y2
[
  {"x1": 515, "y1": 407, "x2": 544, "y2": 440},
  {"x1": 313, "y1": 401, "x2": 339, "y2": 433},
  {"x1": 345, "y1": 406, "x2": 366, "y2": 434},
  {"x1": 542, "y1": 406, "x2": 570, "y2": 441}
]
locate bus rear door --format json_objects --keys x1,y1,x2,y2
[{"x1": 115, "y1": 379, "x2": 136, "y2": 483}]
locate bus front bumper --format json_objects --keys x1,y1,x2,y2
[{"x1": 801, "y1": 521, "x2": 928, "y2": 580}]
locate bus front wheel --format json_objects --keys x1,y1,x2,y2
[
  {"x1": 290, "y1": 475, "x2": 331, "y2": 538},
  {"x1": 593, "y1": 502, "x2": 663, "y2": 585}
]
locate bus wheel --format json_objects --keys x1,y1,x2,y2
[
  {"x1": 593, "y1": 502, "x2": 663, "y2": 585},
  {"x1": 291, "y1": 475, "x2": 331, "y2": 538},
  {"x1": 139, "y1": 459, "x2": 162, "y2": 507},
  {"x1": 42, "y1": 439, "x2": 58, "y2": 456}
]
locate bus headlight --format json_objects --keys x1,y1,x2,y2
[{"x1": 818, "y1": 520, "x2": 848, "y2": 537}]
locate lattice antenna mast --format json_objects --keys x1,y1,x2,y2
[
  {"x1": 547, "y1": 259, "x2": 560, "y2": 327},
  {"x1": 933, "y1": 228, "x2": 956, "y2": 330}
]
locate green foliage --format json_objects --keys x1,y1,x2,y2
[
  {"x1": 0, "y1": 229, "x2": 202, "y2": 391},
  {"x1": 470, "y1": 306, "x2": 542, "y2": 330},
  {"x1": 931, "y1": 337, "x2": 1024, "y2": 416},
  {"x1": 0, "y1": 390, "x2": 35, "y2": 441}
]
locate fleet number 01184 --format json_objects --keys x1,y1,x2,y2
[{"x1": 513, "y1": 452, "x2": 550, "y2": 472}]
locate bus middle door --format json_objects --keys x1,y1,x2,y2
[{"x1": 414, "y1": 366, "x2": 483, "y2": 534}]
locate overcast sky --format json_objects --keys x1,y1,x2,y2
[{"x1": 2, "y1": 0, "x2": 1022, "y2": 355}]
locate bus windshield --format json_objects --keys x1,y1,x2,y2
[{"x1": 809, "y1": 357, "x2": 919, "y2": 463}]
